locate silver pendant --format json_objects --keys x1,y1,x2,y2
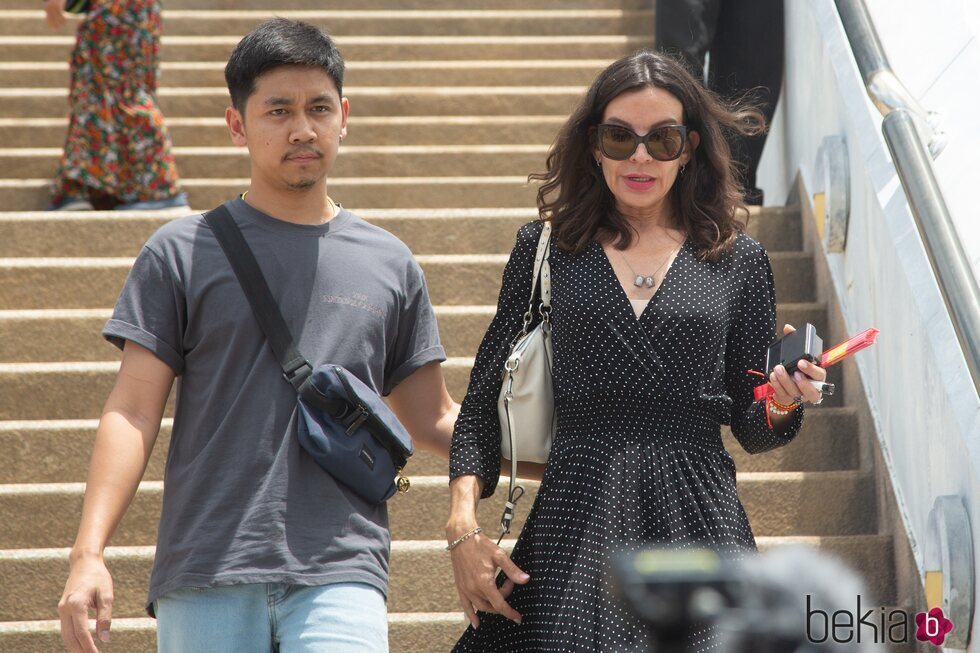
[{"x1": 634, "y1": 275, "x2": 655, "y2": 288}]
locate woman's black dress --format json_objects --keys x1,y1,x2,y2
[{"x1": 449, "y1": 221, "x2": 805, "y2": 652}]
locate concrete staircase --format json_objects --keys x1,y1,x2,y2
[{"x1": 0, "y1": 2, "x2": 902, "y2": 651}]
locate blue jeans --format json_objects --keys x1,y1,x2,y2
[{"x1": 154, "y1": 582, "x2": 388, "y2": 652}]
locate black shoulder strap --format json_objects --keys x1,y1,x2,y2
[{"x1": 203, "y1": 205, "x2": 313, "y2": 392}]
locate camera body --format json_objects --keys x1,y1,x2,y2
[
  {"x1": 612, "y1": 546, "x2": 871, "y2": 653},
  {"x1": 765, "y1": 323, "x2": 822, "y2": 376}
]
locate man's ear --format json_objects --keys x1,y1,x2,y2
[
  {"x1": 339, "y1": 96, "x2": 350, "y2": 142},
  {"x1": 226, "y1": 106, "x2": 247, "y2": 147}
]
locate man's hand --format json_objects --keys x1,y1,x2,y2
[
  {"x1": 58, "y1": 554, "x2": 113, "y2": 653},
  {"x1": 57, "y1": 342, "x2": 174, "y2": 652}
]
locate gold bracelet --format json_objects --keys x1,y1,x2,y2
[{"x1": 446, "y1": 527, "x2": 483, "y2": 551}]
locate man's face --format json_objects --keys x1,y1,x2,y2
[{"x1": 226, "y1": 65, "x2": 349, "y2": 193}]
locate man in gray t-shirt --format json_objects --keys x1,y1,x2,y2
[{"x1": 58, "y1": 19, "x2": 458, "y2": 653}]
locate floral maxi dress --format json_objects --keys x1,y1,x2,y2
[
  {"x1": 52, "y1": 0, "x2": 180, "y2": 206},
  {"x1": 449, "y1": 221, "x2": 806, "y2": 652}
]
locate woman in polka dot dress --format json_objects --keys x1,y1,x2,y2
[{"x1": 446, "y1": 50, "x2": 828, "y2": 652}]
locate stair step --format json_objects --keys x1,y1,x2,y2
[
  {"x1": 0, "y1": 359, "x2": 467, "y2": 421},
  {"x1": 0, "y1": 534, "x2": 894, "y2": 622},
  {"x1": 0, "y1": 306, "x2": 495, "y2": 362},
  {"x1": 1, "y1": 177, "x2": 543, "y2": 211},
  {"x1": 0, "y1": 405, "x2": 858, "y2": 486},
  {"x1": 0, "y1": 301, "x2": 823, "y2": 364},
  {"x1": 0, "y1": 145, "x2": 553, "y2": 180},
  {"x1": 0, "y1": 208, "x2": 538, "y2": 258},
  {"x1": 0, "y1": 59, "x2": 612, "y2": 89},
  {"x1": 0, "y1": 337, "x2": 834, "y2": 421},
  {"x1": 0, "y1": 543, "x2": 468, "y2": 619},
  {"x1": 0, "y1": 470, "x2": 877, "y2": 550},
  {"x1": 0, "y1": 614, "x2": 467, "y2": 653},
  {"x1": 1, "y1": 85, "x2": 592, "y2": 119},
  {"x1": 0, "y1": 35, "x2": 652, "y2": 65},
  {"x1": 0, "y1": 85, "x2": 586, "y2": 119},
  {"x1": 162, "y1": 9, "x2": 652, "y2": 37},
  {"x1": 0, "y1": 205, "x2": 801, "y2": 259},
  {"x1": 0, "y1": 9, "x2": 655, "y2": 38},
  {"x1": 0, "y1": 115, "x2": 568, "y2": 149},
  {"x1": 0, "y1": 252, "x2": 816, "y2": 311},
  {"x1": 3, "y1": 0, "x2": 653, "y2": 12}
]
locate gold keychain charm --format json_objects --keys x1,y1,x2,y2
[{"x1": 396, "y1": 476, "x2": 411, "y2": 493}]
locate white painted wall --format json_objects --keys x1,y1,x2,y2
[{"x1": 758, "y1": 0, "x2": 980, "y2": 648}]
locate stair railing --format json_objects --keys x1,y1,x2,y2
[{"x1": 835, "y1": 0, "x2": 980, "y2": 393}]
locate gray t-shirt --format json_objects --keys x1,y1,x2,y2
[{"x1": 103, "y1": 198, "x2": 445, "y2": 611}]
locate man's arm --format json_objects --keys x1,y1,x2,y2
[
  {"x1": 59, "y1": 342, "x2": 175, "y2": 653},
  {"x1": 387, "y1": 360, "x2": 458, "y2": 459}
]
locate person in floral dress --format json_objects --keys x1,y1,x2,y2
[{"x1": 44, "y1": 0, "x2": 187, "y2": 210}]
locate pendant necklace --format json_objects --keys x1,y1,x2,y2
[{"x1": 618, "y1": 245, "x2": 679, "y2": 289}]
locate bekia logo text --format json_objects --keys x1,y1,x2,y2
[{"x1": 806, "y1": 595, "x2": 953, "y2": 646}]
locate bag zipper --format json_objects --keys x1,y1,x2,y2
[{"x1": 332, "y1": 367, "x2": 411, "y2": 460}]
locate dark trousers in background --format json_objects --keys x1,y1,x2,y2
[{"x1": 655, "y1": 0, "x2": 784, "y2": 204}]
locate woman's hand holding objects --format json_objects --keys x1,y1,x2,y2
[{"x1": 768, "y1": 323, "x2": 828, "y2": 407}]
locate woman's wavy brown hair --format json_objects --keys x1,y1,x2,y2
[{"x1": 530, "y1": 49, "x2": 765, "y2": 261}]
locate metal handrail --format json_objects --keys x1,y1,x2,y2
[
  {"x1": 835, "y1": 0, "x2": 980, "y2": 391},
  {"x1": 836, "y1": 0, "x2": 946, "y2": 156}
]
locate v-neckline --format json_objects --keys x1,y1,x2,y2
[{"x1": 597, "y1": 238, "x2": 687, "y2": 323}]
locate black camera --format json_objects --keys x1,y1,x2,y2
[
  {"x1": 765, "y1": 323, "x2": 822, "y2": 376},
  {"x1": 612, "y1": 546, "x2": 873, "y2": 653}
]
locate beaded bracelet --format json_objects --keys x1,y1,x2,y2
[
  {"x1": 768, "y1": 396, "x2": 800, "y2": 413},
  {"x1": 446, "y1": 526, "x2": 483, "y2": 551}
]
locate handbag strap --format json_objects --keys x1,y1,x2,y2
[
  {"x1": 499, "y1": 221, "x2": 553, "y2": 543},
  {"x1": 517, "y1": 221, "x2": 553, "y2": 338},
  {"x1": 530, "y1": 221, "x2": 552, "y2": 310},
  {"x1": 203, "y1": 205, "x2": 315, "y2": 395}
]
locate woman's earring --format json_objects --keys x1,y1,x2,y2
[
  {"x1": 595, "y1": 159, "x2": 602, "y2": 168},
  {"x1": 680, "y1": 163, "x2": 687, "y2": 176}
]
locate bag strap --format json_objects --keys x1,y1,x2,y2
[
  {"x1": 514, "y1": 221, "x2": 553, "y2": 341},
  {"x1": 529, "y1": 221, "x2": 552, "y2": 310},
  {"x1": 499, "y1": 221, "x2": 553, "y2": 543},
  {"x1": 203, "y1": 205, "x2": 314, "y2": 394}
]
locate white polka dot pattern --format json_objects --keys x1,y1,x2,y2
[{"x1": 449, "y1": 221, "x2": 805, "y2": 651}]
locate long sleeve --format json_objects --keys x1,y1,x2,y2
[
  {"x1": 723, "y1": 239, "x2": 804, "y2": 454},
  {"x1": 449, "y1": 221, "x2": 543, "y2": 498}
]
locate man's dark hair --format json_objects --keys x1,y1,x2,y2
[{"x1": 224, "y1": 18, "x2": 345, "y2": 112}]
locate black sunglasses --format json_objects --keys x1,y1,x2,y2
[{"x1": 596, "y1": 123, "x2": 689, "y2": 161}]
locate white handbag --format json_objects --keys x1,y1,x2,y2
[{"x1": 496, "y1": 222, "x2": 556, "y2": 540}]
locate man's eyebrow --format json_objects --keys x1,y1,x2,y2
[
  {"x1": 308, "y1": 94, "x2": 336, "y2": 105},
  {"x1": 264, "y1": 96, "x2": 294, "y2": 106}
]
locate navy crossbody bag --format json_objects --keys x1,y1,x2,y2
[{"x1": 204, "y1": 205, "x2": 413, "y2": 504}]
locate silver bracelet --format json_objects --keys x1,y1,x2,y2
[{"x1": 446, "y1": 526, "x2": 483, "y2": 551}]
